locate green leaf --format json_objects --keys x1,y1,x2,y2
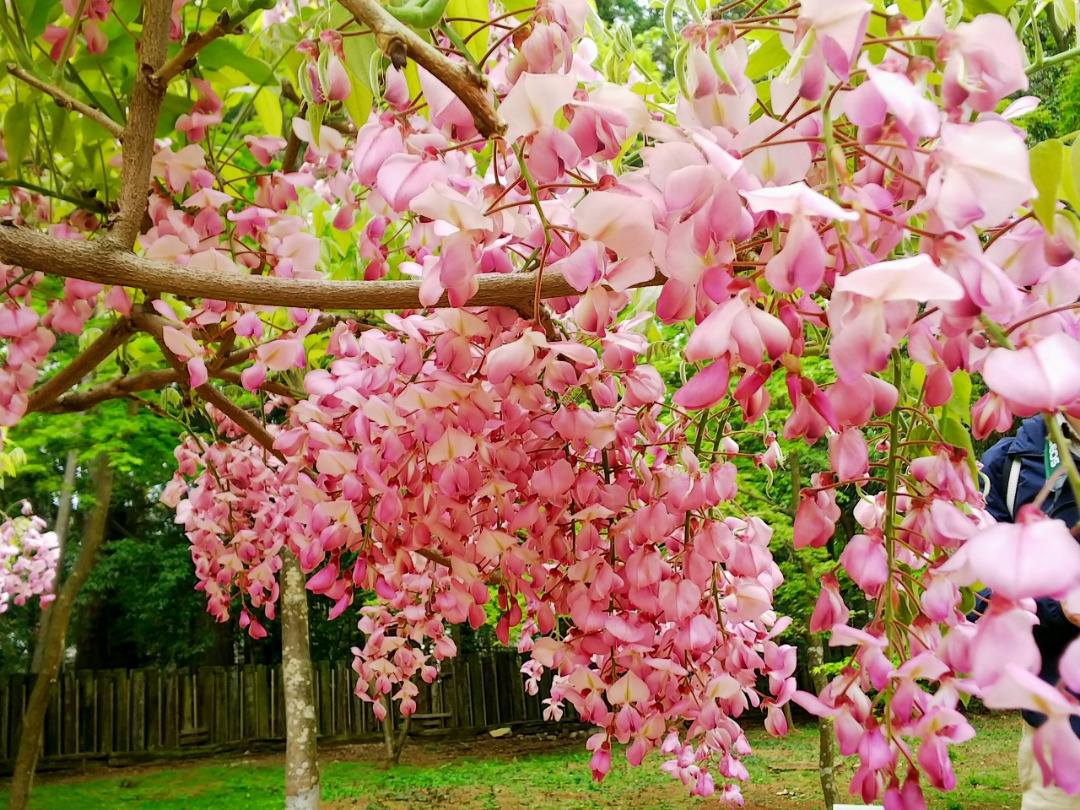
[
  {"x1": 1029, "y1": 139, "x2": 1064, "y2": 232},
  {"x1": 252, "y1": 89, "x2": 283, "y2": 137},
  {"x1": 447, "y1": 0, "x2": 489, "y2": 63},
  {"x1": 942, "y1": 415, "x2": 978, "y2": 480},
  {"x1": 15, "y1": 0, "x2": 56, "y2": 41},
  {"x1": 946, "y1": 369, "x2": 973, "y2": 422},
  {"x1": 49, "y1": 104, "x2": 75, "y2": 157},
  {"x1": 908, "y1": 362, "x2": 926, "y2": 397},
  {"x1": 340, "y1": 31, "x2": 378, "y2": 127},
  {"x1": 341, "y1": 31, "x2": 378, "y2": 92},
  {"x1": 198, "y1": 39, "x2": 277, "y2": 86},
  {"x1": 307, "y1": 102, "x2": 326, "y2": 148},
  {"x1": 893, "y1": 0, "x2": 927, "y2": 18},
  {"x1": 907, "y1": 423, "x2": 935, "y2": 459},
  {"x1": 746, "y1": 32, "x2": 787, "y2": 82},
  {"x1": 1067, "y1": 143, "x2": 1080, "y2": 215},
  {"x1": 959, "y1": 587, "x2": 977, "y2": 618},
  {"x1": 962, "y1": 0, "x2": 1018, "y2": 14},
  {"x1": 4, "y1": 103, "x2": 31, "y2": 173},
  {"x1": 340, "y1": 72, "x2": 374, "y2": 131}
]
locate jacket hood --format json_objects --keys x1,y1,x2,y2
[{"x1": 1007, "y1": 416, "x2": 1049, "y2": 457}]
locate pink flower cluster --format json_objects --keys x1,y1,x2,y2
[
  {"x1": 150, "y1": 0, "x2": 1080, "y2": 800},
  {"x1": 0, "y1": 502, "x2": 60, "y2": 614},
  {"x1": 163, "y1": 412, "x2": 288, "y2": 638},
  {"x1": 260, "y1": 309, "x2": 793, "y2": 799},
  {"x1": 9, "y1": 0, "x2": 1080, "y2": 802}
]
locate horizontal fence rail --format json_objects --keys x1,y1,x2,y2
[{"x1": 0, "y1": 651, "x2": 562, "y2": 770}]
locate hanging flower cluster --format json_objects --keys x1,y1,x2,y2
[
  {"x1": 0, "y1": 502, "x2": 60, "y2": 614},
  {"x1": 163, "y1": 411, "x2": 289, "y2": 639},
  {"x1": 268, "y1": 309, "x2": 793, "y2": 798},
  {"x1": 8, "y1": 0, "x2": 1080, "y2": 803},
  {"x1": 156, "y1": 0, "x2": 1080, "y2": 800}
]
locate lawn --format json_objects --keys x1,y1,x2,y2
[{"x1": 0, "y1": 712, "x2": 1021, "y2": 809}]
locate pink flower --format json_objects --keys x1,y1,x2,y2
[
  {"x1": 829, "y1": 427, "x2": 869, "y2": 482},
  {"x1": 810, "y1": 573, "x2": 850, "y2": 632},
  {"x1": 982, "y1": 334, "x2": 1080, "y2": 416},
  {"x1": 940, "y1": 509, "x2": 1080, "y2": 601},
  {"x1": 500, "y1": 73, "x2": 577, "y2": 143},
  {"x1": 574, "y1": 191, "x2": 656, "y2": 259},
  {"x1": 672, "y1": 359, "x2": 730, "y2": 410},
  {"x1": 839, "y1": 534, "x2": 888, "y2": 595},
  {"x1": 798, "y1": 0, "x2": 872, "y2": 79},
  {"x1": 929, "y1": 121, "x2": 1035, "y2": 229},
  {"x1": 941, "y1": 14, "x2": 1027, "y2": 112},
  {"x1": 794, "y1": 484, "x2": 841, "y2": 549},
  {"x1": 245, "y1": 135, "x2": 288, "y2": 167}
]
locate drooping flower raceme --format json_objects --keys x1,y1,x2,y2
[
  {"x1": 7, "y1": 0, "x2": 1080, "y2": 803},
  {"x1": 0, "y1": 502, "x2": 60, "y2": 614}
]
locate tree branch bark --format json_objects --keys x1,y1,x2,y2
[
  {"x1": 109, "y1": 0, "x2": 172, "y2": 249},
  {"x1": 195, "y1": 381, "x2": 287, "y2": 463},
  {"x1": 280, "y1": 548, "x2": 322, "y2": 809},
  {"x1": 133, "y1": 307, "x2": 289, "y2": 463},
  {"x1": 26, "y1": 319, "x2": 134, "y2": 413},
  {"x1": 0, "y1": 224, "x2": 626, "y2": 311},
  {"x1": 30, "y1": 448, "x2": 79, "y2": 674},
  {"x1": 5, "y1": 63, "x2": 124, "y2": 139},
  {"x1": 154, "y1": 3, "x2": 267, "y2": 84},
  {"x1": 31, "y1": 369, "x2": 182, "y2": 414},
  {"x1": 337, "y1": 0, "x2": 505, "y2": 138}
]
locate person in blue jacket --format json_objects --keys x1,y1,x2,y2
[{"x1": 981, "y1": 414, "x2": 1080, "y2": 809}]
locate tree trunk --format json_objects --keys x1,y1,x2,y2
[
  {"x1": 805, "y1": 636, "x2": 837, "y2": 810},
  {"x1": 381, "y1": 696, "x2": 411, "y2": 767},
  {"x1": 9, "y1": 454, "x2": 114, "y2": 810},
  {"x1": 280, "y1": 548, "x2": 321, "y2": 810},
  {"x1": 30, "y1": 448, "x2": 78, "y2": 674},
  {"x1": 789, "y1": 451, "x2": 837, "y2": 810}
]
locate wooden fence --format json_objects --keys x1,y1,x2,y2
[{"x1": 0, "y1": 651, "x2": 558, "y2": 769}]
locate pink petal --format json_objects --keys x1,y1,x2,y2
[
  {"x1": 742, "y1": 183, "x2": 859, "y2": 221},
  {"x1": 501, "y1": 73, "x2": 578, "y2": 143},
  {"x1": 187, "y1": 356, "x2": 208, "y2": 388},
  {"x1": 839, "y1": 533, "x2": 888, "y2": 595},
  {"x1": 833, "y1": 256, "x2": 964, "y2": 302},
  {"x1": 829, "y1": 427, "x2": 869, "y2": 482},
  {"x1": 942, "y1": 514, "x2": 1080, "y2": 600},
  {"x1": 162, "y1": 326, "x2": 203, "y2": 361},
  {"x1": 672, "y1": 359, "x2": 730, "y2": 410},
  {"x1": 982, "y1": 334, "x2": 1080, "y2": 415},
  {"x1": 575, "y1": 191, "x2": 656, "y2": 258}
]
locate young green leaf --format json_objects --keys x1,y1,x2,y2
[{"x1": 1029, "y1": 138, "x2": 1063, "y2": 232}]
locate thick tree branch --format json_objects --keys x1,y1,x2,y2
[
  {"x1": 196, "y1": 380, "x2": 287, "y2": 463},
  {"x1": 32, "y1": 369, "x2": 183, "y2": 413},
  {"x1": 26, "y1": 319, "x2": 134, "y2": 413},
  {"x1": 337, "y1": 0, "x2": 506, "y2": 138},
  {"x1": 109, "y1": 0, "x2": 172, "y2": 249},
  {"x1": 5, "y1": 63, "x2": 124, "y2": 139},
  {"x1": 33, "y1": 367, "x2": 300, "y2": 414},
  {"x1": 212, "y1": 369, "x2": 301, "y2": 399},
  {"x1": 134, "y1": 307, "x2": 287, "y2": 462},
  {"x1": 0, "y1": 225, "x2": 630, "y2": 311}
]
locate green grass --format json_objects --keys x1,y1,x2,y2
[{"x1": 0, "y1": 712, "x2": 1023, "y2": 809}]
